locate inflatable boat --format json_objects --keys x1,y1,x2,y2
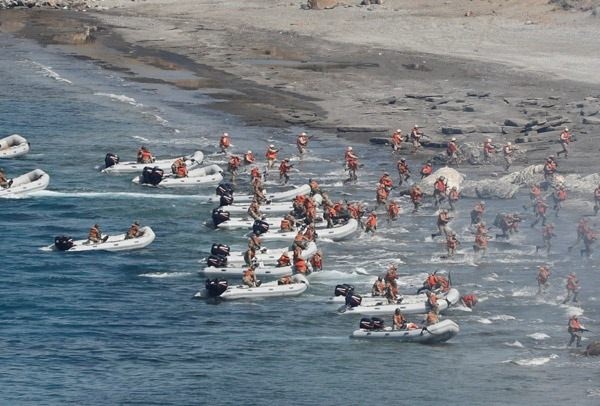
[
  {"x1": 225, "y1": 242, "x2": 318, "y2": 266},
  {"x1": 328, "y1": 288, "x2": 453, "y2": 307},
  {"x1": 194, "y1": 274, "x2": 309, "y2": 300},
  {"x1": 0, "y1": 134, "x2": 30, "y2": 158},
  {"x1": 252, "y1": 219, "x2": 359, "y2": 242},
  {"x1": 198, "y1": 264, "x2": 294, "y2": 280},
  {"x1": 102, "y1": 151, "x2": 204, "y2": 175},
  {"x1": 0, "y1": 169, "x2": 49, "y2": 198},
  {"x1": 339, "y1": 288, "x2": 460, "y2": 316},
  {"x1": 214, "y1": 215, "x2": 323, "y2": 231},
  {"x1": 132, "y1": 164, "x2": 223, "y2": 188},
  {"x1": 218, "y1": 193, "x2": 323, "y2": 215},
  {"x1": 203, "y1": 183, "x2": 312, "y2": 204},
  {"x1": 41, "y1": 226, "x2": 155, "y2": 252},
  {"x1": 350, "y1": 319, "x2": 459, "y2": 344}
]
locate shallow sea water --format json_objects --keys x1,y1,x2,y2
[{"x1": 1, "y1": 33, "x2": 599, "y2": 405}]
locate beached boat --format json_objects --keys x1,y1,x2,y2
[
  {"x1": 41, "y1": 226, "x2": 155, "y2": 252},
  {"x1": 339, "y1": 288, "x2": 460, "y2": 316},
  {"x1": 0, "y1": 169, "x2": 49, "y2": 198},
  {"x1": 194, "y1": 274, "x2": 309, "y2": 300},
  {"x1": 101, "y1": 151, "x2": 204, "y2": 175},
  {"x1": 251, "y1": 218, "x2": 358, "y2": 242},
  {"x1": 350, "y1": 319, "x2": 459, "y2": 344},
  {"x1": 224, "y1": 242, "x2": 318, "y2": 266},
  {"x1": 132, "y1": 164, "x2": 223, "y2": 188},
  {"x1": 0, "y1": 134, "x2": 30, "y2": 158},
  {"x1": 204, "y1": 183, "x2": 312, "y2": 204}
]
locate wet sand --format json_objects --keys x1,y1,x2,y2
[{"x1": 2, "y1": 1, "x2": 600, "y2": 175}]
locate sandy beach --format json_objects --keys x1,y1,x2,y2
[{"x1": 2, "y1": 0, "x2": 600, "y2": 172}]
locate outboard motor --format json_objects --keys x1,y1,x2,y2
[
  {"x1": 219, "y1": 192, "x2": 234, "y2": 207},
  {"x1": 371, "y1": 317, "x2": 385, "y2": 330},
  {"x1": 360, "y1": 317, "x2": 374, "y2": 330},
  {"x1": 149, "y1": 167, "x2": 164, "y2": 186},
  {"x1": 216, "y1": 183, "x2": 234, "y2": 197},
  {"x1": 252, "y1": 219, "x2": 270, "y2": 236},
  {"x1": 54, "y1": 236, "x2": 74, "y2": 251},
  {"x1": 359, "y1": 317, "x2": 385, "y2": 330},
  {"x1": 206, "y1": 255, "x2": 228, "y2": 268},
  {"x1": 205, "y1": 278, "x2": 228, "y2": 298},
  {"x1": 104, "y1": 153, "x2": 119, "y2": 168},
  {"x1": 345, "y1": 290, "x2": 362, "y2": 308},
  {"x1": 334, "y1": 284, "x2": 354, "y2": 297},
  {"x1": 142, "y1": 166, "x2": 153, "y2": 184},
  {"x1": 212, "y1": 208, "x2": 230, "y2": 226},
  {"x1": 211, "y1": 243, "x2": 230, "y2": 257}
]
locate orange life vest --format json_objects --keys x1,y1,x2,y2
[
  {"x1": 560, "y1": 131, "x2": 571, "y2": 143},
  {"x1": 294, "y1": 257, "x2": 308, "y2": 273},
  {"x1": 250, "y1": 167, "x2": 261, "y2": 179},
  {"x1": 89, "y1": 227, "x2": 100, "y2": 239},
  {"x1": 410, "y1": 188, "x2": 423, "y2": 202},
  {"x1": 535, "y1": 200, "x2": 547, "y2": 215},
  {"x1": 483, "y1": 142, "x2": 495, "y2": 153},
  {"x1": 228, "y1": 156, "x2": 241, "y2": 169},
  {"x1": 266, "y1": 148, "x2": 277, "y2": 160},
  {"x1": 279, "y1": 161, "x2": 291, "y2": 174},
  {"x1": 447, "y1": 237, "x2": 458, "y2": 249},
  {"x1": 569, "y1": 318, "x2": 581, "y2": 331},
  {"x1": 176, "y1": 165, "x2": 188, "y2": 177},
  {"x1": 297, "y1": 135, "x2": 308, "y2": 147},
  {"x1": 397, "y1": 161, "x2": 409, "y2": 174},
  {"x1": 277, "y1": 253, "x2": 291, "y2": 267},
  {"x1": 376, "y1": 187, "x2": 388, "y2": 202},
  {"x1": 366, "y1": 214, "x2": 377, "y2": 229},
  {"x1": 426, "y1": 275, "x2": 437, "y2": 288},
  {"x1": 140, "y1": 150, "x2": 153, "y2": 162},
  {"x1": 475, "y1": 234, "x2": 488, "y2": 247},
  {"x1": 379, "y1": 176, "x2": 393, "y2": 188},
  {"x1": 310, "y1": 253, "x2": 322, "y2": 270},
  {"x1": 566, "y1": 275, "x2": 578, "y2": 290},
  {"x1": 220, "y1": 136, "x2": 231, "y2": 148}
]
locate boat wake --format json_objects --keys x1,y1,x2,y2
[
  {"x1": 31, "y1": 190, "x2": 204, "y2": 200},
  {"x1": 139, "y1": 271, "x2": 193, "y2": 278},
  {"x1": 505, "y1": 354, "x2": 559, "y2": 367},
  {"x1": 504, "y1": 340, "x2": 525, "y2": 348},
  {"x1": 527, "y1": 332, "x2": 551, "y2": 340}
]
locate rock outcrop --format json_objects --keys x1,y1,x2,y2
[
  {"x1": 305, "y1": 0, "x2": 340, "y2": 10},
  {"x1": 584, "y1": 341, "x2": 600, "y2": 356},
  {"x1": 0, "y1": 0, "x2": 90, "y2": 9},
  {"x1": 418, "y1": 167, "x2": 464, "y2": 194}
]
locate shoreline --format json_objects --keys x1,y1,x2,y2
[{"x1": 2, "y1": 3, "x2": 600, "y2": 176}]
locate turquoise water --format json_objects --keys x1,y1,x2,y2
[{"x1": 1, "y1": 33, "x2": 599, "y2": 405}]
